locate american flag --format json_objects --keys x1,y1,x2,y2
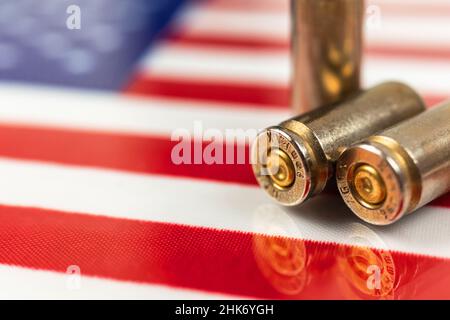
[{"x1": 0, "y1": 0, "x2": 449, "y2": 299}]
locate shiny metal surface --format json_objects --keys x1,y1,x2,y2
[
  {"x1": 337, "y1": 101, "x2": 450, "y2": 225},
  {"x1": 252, "y1": 82, "x2": 425, "y2": 206},
  {"x1": 291, "y1": 0, "x2": 363, "y2": 113},
  {"x1": 352, "y1": 164, "x2": 387, "y2": 207},
  {"x1": 267, "y1": 149, "x2": 296, "y2": 189}
]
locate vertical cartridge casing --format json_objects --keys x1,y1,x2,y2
[
  {"x1": 291, "y1": 0, "x2": 363, "y2": 113},
  {"x1": 337, "y1": 101, "x2": 450, "y2": 225},
  {"x1": 252, "y1": 82, "x2": 425, "y2": 206}
]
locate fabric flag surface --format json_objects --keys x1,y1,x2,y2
[{"x1": 0, "y1": 0, "x2": 449, "y2": 299}]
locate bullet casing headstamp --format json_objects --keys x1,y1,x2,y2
[
  {"x1": 337, "y1": 101, "x2": 450, "y2": 225},
  {"x1": 291, "y1": 0, "x2": 363, "y2": 113},
  {"x1": 252, "y1": 82, "x2": 426, "y2": 206}
]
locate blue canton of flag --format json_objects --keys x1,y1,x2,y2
[{"x1": 0, "y1": 0, "x2": 186, "y2": 90}]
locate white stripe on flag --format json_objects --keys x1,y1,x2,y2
[
  {"x1": 140, "y1": 44, "x2": 290, "y2": 84},
  {"x1": 0, "y1": 83, "x2": 290, "y2": 134},
  {"x1": 174, "y1": 5, "x2": 288, "y2": 41},
  {"x1": 140, "y1": 43, "x2": 450, "y2": 96},
  {"x1": 0, "y1": 157, "x2": 448, "y2": 259},
  {"x1": 174, "y1": 5, "x2": 450, "y2": 48},
  {"x1": 0, "y1": 265, "x2": 239, "y2": 300}
]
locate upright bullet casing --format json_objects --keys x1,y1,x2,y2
[
  {"x1": 292, "y1": 0, "x2": 363, "y2": 112},
  {"x1": 252, "y1": 82, "x2": 425, "y2": 206},
  {"x1": 337, "y1": 101, "x2": 450, "y2": 225}
]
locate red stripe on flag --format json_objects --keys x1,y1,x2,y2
[
  {"x1": 203, "y1": 0, "x2": 288, "y2": 12},
  {"x1": 423, "y1": 94, "x2": 449, "y2": 107},
  {"x1": 367, "y1": 46, "x2": 450, "y2": 61},
  {"x1": 166, "y1": 33, "x2": 289, "y2": 50},
  {"x1": 0, "y1": 124, "x2": 256, "y2": 186},
  {"x1": 167, "y1": 33, "x2": 450, "y2": 61},
  {"x1": 124, "y1": 74, "x2": 446, "y2": 109},
  {"x1": 432, "y1": 195, "x2": 450, "y2": 208},
  {"x1": 0, "y1": 203, "x2": 448, "y2": 299},
  {"x1": 124, "y1": 74, "x2": 290, "y2": 108}
]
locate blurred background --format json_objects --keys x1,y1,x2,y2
[{"x1": 1, "y1": 0, "x2": 449, "y2": 104}]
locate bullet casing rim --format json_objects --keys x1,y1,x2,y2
[
  {"x1": 252, "y1": 127, "x2": 315, "y2": 206},
  {"x1": 336, "y1": 136, "x2": 422, "y2": 225}
]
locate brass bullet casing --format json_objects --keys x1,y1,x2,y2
[
  {"x1": 252, "y1": 82, "x2": 425, "y2": 206},
  {"x1": 337, "y1": 101, "x2": 450, "y2": 225},
  {"x1": 291, "y1": 0, "x2": 363, "y2": 113}
]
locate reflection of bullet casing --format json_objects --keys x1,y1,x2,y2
[
  {"x1": 292, "y1": 0, "x2": 363, "y2": 113},
  {"x1": 336, "y1": 223, "x2": 396, "y2": 299},
  {"x1": 337, "y1": 101, "x2": 450, "y2": 225},
  {"x1": 252, "y1": 82, "x2": 425, "y2": 206}
]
